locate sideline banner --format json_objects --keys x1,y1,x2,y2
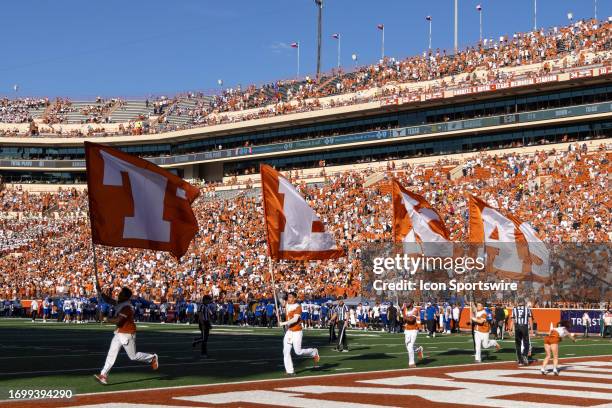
[{"x1": 561, "y1": 309, "x2": 603, "y2": 334}]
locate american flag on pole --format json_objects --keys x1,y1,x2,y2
[
  {"x1": 332, "y1": 33, "x2": 340, "y2": 39},
  {"x1": 290, "y1": 42, "x2": 299, "y2": 48},
  {"x1": 377, "y1": 24, "x2": 384, "y2": 30},
  {"x1": 476, "y1": 4, "x2": 482, "y2": 11},
  {"x1": 425, "y1": 16, "x2": 432, "y2": 21}
]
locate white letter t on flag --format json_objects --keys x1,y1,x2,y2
[{"x1": 101, "y1": 150, "x2": 170, "y2": 242}]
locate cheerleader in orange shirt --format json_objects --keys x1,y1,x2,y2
[
  {"x1": 541, "y1": 321, "x2": 576, "y2": 376},
  {"x1": 402, "y1": 301, "x2": 424, "y2": 368},
  {"x1": 280, "y1": 292, "x2": 320, "y2": 376},
  {"x1": 94, "y1": 286, "x2": 158, "y2": 385}
]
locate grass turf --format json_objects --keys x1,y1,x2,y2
[{"x1": 0, "y1": 318, "x2": 610, "y2": 396}]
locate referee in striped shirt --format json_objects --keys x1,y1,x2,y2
[
  {"x1": 332, "y1": 299, "x2": 349, "y2": 352},
  {"x1": 511, "y1": 300, "x2": 533, "y2": 366},
  {"x1": 193, "y1": 295, "x2": 213, "y2": 358}
]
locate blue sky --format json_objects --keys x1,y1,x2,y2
[{"x1": 1, "y1": 0, "x2": 609, "y2": 99}]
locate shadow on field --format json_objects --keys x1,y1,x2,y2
[
  {"x1": 496, "y1": 348, "x2": 519, "y2": 355},
  {"x1": 438, "y1": 349, "x2": 474, "y2": 356},
  {"x1": 0, "y1": 323, "x2": 336, "y2": 384},
  {"x1": 298, "y1": 363, "x2": 340, "y2": 373},
  {"x1": 342, "y1": 352, "x2": 395, "y2": 361},
  {"x1": 336, "y1": 346, "x2": 369, "y2": 352},
  {"x1": 418, "y1": 357, "x2": 437, "y2": 366},
  {"x1": 108, "y1": 375, "x2": 170, "y2": 386}
]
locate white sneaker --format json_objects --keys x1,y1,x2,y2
[
  {"x1": 313, "y1": 349, "x2": 320, "y2": 367},
  {"x1": 94, "y1": 373, "x2": 108, "y2": 385}
]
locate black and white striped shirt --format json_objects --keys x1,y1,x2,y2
[
  {"x1": 199, "y1": 303, "x2": 213, "y2": 323},
  {"x1": 335, "y1": 304, "x2": 349, "y2": 321},
  {"x1": 512, "y1": 305, "x2": 532, "y2": 326}
]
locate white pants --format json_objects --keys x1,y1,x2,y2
[
  {"x1": 404, "y1": 330, "x2": 419, "y2": 365},
  {"x1": 474, "y1": 330, "x2": 498, "y2": 361},
  {"x1": 283, "y1": 330, "x2": 317, "y2": 374},
  {"x1": 101, "y1": 332, "x2": 155, "y2": 376}
]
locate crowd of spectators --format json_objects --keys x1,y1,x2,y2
[
  {"x1": 185, "y1": 18, "x2": 611, "y2": 128},
  {"x1": 0, "y1": 97, "x2": 48, "y2": 123},
  {"x1": 1, "y1": 19, "x2": 610, "y2": 138},
  {"x1": 0, "y1": 143, "x2": 609, "y2": 310}
]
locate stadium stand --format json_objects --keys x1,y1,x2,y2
[
  {"x1": 0, "y1": 18, "x2": 610, "y2": 322},
  {"x1": 108, "y1": 100, "x2": 155, "y2": 123},
  {"x1": 0, "y1": 18, "x2": 610, "y2": 138},
  {"x1": 1, "y1": 141, "x2": 609, "y2": 307}
]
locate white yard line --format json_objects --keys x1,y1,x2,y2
[{"x1": 22, "y1": 355, "x2": 612, "y2": 400}]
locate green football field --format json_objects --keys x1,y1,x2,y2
[{"x1": 0, "y1": 318, "x2": 610, "y2": 397}]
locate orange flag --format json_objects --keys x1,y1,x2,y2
[
  {"x1": 260, "y1": 164, "x2": 343, "y2": 260},
  {"x1": 392, "y1": 179, "x2": 451, "y2": 240},
  {"x1": 468, "y1": 194, "x2": 549, "y2": 280},
  {"x1": 85, "y1": 142, "x2": 199, "y2": 258}
]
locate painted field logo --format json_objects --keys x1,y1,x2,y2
[
  {"x1": 181, "y1": 361, "x2": 612, "y2": 408},
  {"x1": 4, "y1": 358, "x2": 609, "y2": 408}
]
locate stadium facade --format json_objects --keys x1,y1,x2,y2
[{"x1": 0, "y1": 65, "x2": 610, "y2": 184}]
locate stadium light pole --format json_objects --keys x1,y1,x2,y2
[
  {"x1": 454, "y1": 0, "x2": 458, "y2": 53},
  {"x1": 315, "y1": 0, "x2": 323, "y2": 79}
]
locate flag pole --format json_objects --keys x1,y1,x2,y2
[
  {"x1": 297, "y1": 42, "x2": 300, "y2": 79},
  {"x1": 268, "y1": 256, "x2": 282, "y2": 327},
  {"x1": 337, "y1": 35, "x2": 341, "y2": 70},
  {"x1": 429, "y1": 18, "x2": 432, "y2": 50},
  {"x1": 91, "y1": 238, "x2": 103, "y2": 315},
  {"x1": 479, "y1": 8, "x2": 483, "y2": 43},
  {"x1": 92, "y1": 241, "x2": 100, "y2": 285},
  {"x1": 381, "y1": 26, "x2": 385, "y2": 60}
]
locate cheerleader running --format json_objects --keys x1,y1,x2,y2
[
  {"x1": 402, "y1": 302, "x2": 424, "y2": 368},
  {"x1": 541, "y1": 321, "x2": 576, "y2": 376}
]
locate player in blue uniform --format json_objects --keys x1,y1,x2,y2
[
  {"x1": 265, "y1": 302, "x2": 276, "y2": 328},
  {"x1": 380, "y1": 302, "x2": 389, "y2": 332},
  {"x1": 43, "y1": 297, "x2": 51, "y2": 323}
]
